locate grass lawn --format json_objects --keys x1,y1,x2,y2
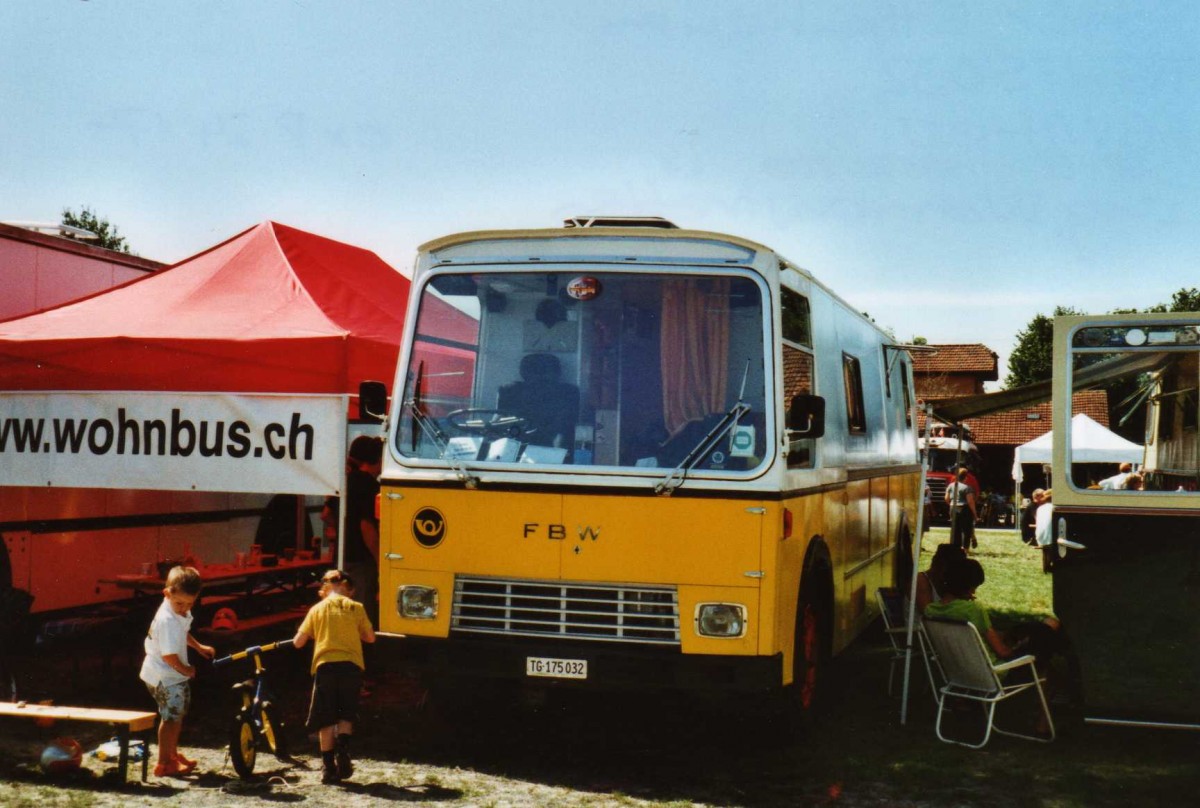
[
  {"x1": 819, "y1": 525, "x2": 1200, "y2": 807},
  {"x1": 919, "y1": 525, "x2": 1053, "y2": 623},
  {"x1": 649, "y1": 524, "x2": 1200, "y2": 807}
]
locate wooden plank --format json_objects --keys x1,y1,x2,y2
[
  {"x1": 195, "y1": 605, "x2": 308, "y2": 644},
  {"x1": 101, "y1": 556, "x2": 333, "y2": 594},
  {"x1": 232, "y1": 606, "x2": 308, "y2": 631},
  {"x1": 0, "y1": 702, "x2": 156, "y2": 732}
]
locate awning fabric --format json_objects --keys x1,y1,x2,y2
[
  {"x1": 930, "y1": 352, "x2": 1171, "y2": 424},
  {"x1": 0, "y1": 222, "x2": 411, "y2": 394}
]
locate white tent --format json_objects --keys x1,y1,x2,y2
[{"x1": 1011, "y1": 413, "x2": 1144, "y2": 484}]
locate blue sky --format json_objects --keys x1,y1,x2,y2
[{"x1": 4, "y1": 1, "x2": 1199, "y2": 384}]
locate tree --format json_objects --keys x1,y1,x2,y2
[
  {"x1": 1152, "y1": 287, "x2": 1200, "y2": 313},
  {"x1": 911, "y1": 336, "x2": 928, "y2": 345},
  {"x1": 60, "y1": 206, "x2": 130, "y2": 253},
  {"x1": 1004, "y1": 306, "x2": 1083, "y2": 389},
  {"x1": 1115, "y1": 288, "x2": 1200, "y2": 314}
]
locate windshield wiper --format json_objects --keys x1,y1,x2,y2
[
  {"x1": 654, "y1": 360, "x2": 752, "y2": 495},
  {"x1": 406, "y1": 361, "x2": 479, "y2": 489},
  {"x1": 654, "y1": 402, "x2": 751, "y2": 495}
]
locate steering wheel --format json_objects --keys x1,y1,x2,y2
[{"x1": 445, "y1": 408, "x2": 527, "y2": 437}]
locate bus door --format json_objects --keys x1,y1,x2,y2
[{"x1": 1052, "y1": 315, "x2": 1200, "y2": 727}]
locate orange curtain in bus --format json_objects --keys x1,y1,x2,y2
[{"x1": 661, "y1": 278, "x2": 730, "y2": 437}]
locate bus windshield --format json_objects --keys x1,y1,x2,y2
[
  {"x1": 926, "y1": 447, "x2": 980, "y2": 474},
  {"x1": 396, "y1": 270, "x2": 768, "y2": 473}
]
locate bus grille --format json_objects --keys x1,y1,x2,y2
[
  {"x1": 452, "y1": 577, "x2": 681, "y2": 645},
  {"x1": 927, "y1": 476, "x2": 948, "y2": 502}
]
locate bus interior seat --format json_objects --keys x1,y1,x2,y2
[{"x1": 497, "y1": 353, "x2": 580, "y2": 459}]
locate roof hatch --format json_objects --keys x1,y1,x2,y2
[{"x1": 563, "y1": 216, "x2": 679, "y2": 229}]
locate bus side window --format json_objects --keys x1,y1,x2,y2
[
  {"x1": 784, "y1": 345, "x2": 816, "y2": 468},
  {"x1": 781, "y1": 289, "x2": 815, "y2": 468},
  {"x1": 781, "y1": 289, "x2": 811, "y2": 347},
  {"x1": 843, "y1": 353, "x2": 866, "y2": 435}
]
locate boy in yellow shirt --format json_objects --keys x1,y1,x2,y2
[{"x1": 293, "y1": 569, "x2": 375, "y2": 784}]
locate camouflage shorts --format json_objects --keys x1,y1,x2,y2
[{"x1": 146, "y1": 679, "x2": 191, "y2": 722}]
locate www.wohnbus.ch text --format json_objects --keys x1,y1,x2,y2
[{"x1": 0, "y1": 409, "x2": 316, "y2": 460}]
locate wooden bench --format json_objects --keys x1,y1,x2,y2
[
  {"x1": 0, "y1": 701, "x2": 155, "y2": 783},
  {"x1": 35, "y1": 610, "x2": 151, "y2": 694}
]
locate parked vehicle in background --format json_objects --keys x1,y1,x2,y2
[
  {"x1": 977, "y1": 490, "x2": 1014, "y2": 528},
  {"x1": 375, "y1": 216, "x2": 922, "y2": 723},
  {"x1": 919, "y1": 425, "x2": 981, "y2": 522}
]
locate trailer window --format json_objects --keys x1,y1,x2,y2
[{"x1": 1067, "y1": 323, "x2": 1199, "y2": 492}]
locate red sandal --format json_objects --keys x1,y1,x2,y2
[{"x1": 154, "y1": 761, "x2": 183, "y2": 777}]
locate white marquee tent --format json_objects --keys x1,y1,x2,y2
[{"x1": 1011, "y1": 412, "x2": 1144, "y2": 484}]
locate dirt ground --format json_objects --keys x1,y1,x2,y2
[
  {"x1": 0, "y1": 631, "x2": 916, "y2": 808},
  {"x1": 2, "y1": 624, "x2": 1198, "y2": 807}
]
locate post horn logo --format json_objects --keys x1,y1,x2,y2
[{"x1": 411, "y1": 507, "x2": 446, "y2": 548}]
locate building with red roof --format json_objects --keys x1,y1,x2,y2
[
  {"x1": 912, "y1": 343, "x2": 998, "y2": 398},
  {"x1": 914, "y1": 344, "x2": 1111, "y2": 500}
]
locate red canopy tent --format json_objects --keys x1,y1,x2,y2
[
  {"x1": 0, "y1": 221, "x2": 411, "y2": 395},
  {"x1": 0, "y1": 223, "x2": 419, "y2": 612}
]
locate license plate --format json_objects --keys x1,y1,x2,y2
[{"x1": 525, "y1": 656, "x2": 587, "y2": 679}]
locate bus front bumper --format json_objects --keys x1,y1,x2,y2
[{"x1": 401, "y1": 634, "x2": 783, "y2": 693}]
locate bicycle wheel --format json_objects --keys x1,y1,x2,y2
[
  {"x1": 261, "y1": 701, "x2": 288, "y2": 759},
  {"x1": 229, "y1": 710, "x2": 258, "y2": 778}
]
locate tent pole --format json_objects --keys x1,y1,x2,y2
[
  {"x1": 1014, "y1": 462, "x2": 1022, "y2": 540},
  {"x1": 337, "y1": 397, "x2": 349, "y2": 570},
  {"x1": 900, "y1": 400, "x2": 933, "y2": 724}
]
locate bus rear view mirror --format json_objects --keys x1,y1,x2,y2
[
  {"x1": 358, "y1": 380, "x2": 388, "y2": 423},
  {"x1": 788, "y1": 394, "x2": 825, "y2": 439}
]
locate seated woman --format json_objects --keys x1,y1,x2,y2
[
  {"x1": 914, "y1": 543, "x2": 966, "y2": 613},
  {"x1": 925, "y1": 556, "x2": 1075, "y2": 729}
]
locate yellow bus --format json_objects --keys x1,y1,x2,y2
[{"x1": 376, "y1": 217, "x2": 921, "y2": 714}]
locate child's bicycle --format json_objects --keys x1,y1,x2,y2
[{"x1": 212, "y1": 638, "x2": 294, "y2": 778}]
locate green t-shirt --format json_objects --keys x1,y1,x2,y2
[{"x1": 924, "y1": 598, "x2": 994, "y2": 660}]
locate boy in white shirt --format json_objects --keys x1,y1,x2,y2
[{"x1": 139, "y1": 566, "x2": 214, "y2": 777}]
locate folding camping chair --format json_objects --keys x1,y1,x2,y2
[
  {"x1": 921, "y1": 616, "x2": 1055, "y2": 749},
  {"x1": 876, "y1": 587, "x2": 943, "y2": 699}
]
